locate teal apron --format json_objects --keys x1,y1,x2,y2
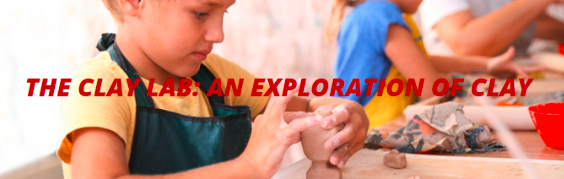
[{"x1": 96, "y1": 33, "x2": 252, "y2": 175}]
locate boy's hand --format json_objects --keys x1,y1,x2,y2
[
  {"x1": 315, "y1": 102, "x2": 369, "y2": 169},
  {"x1": 238, "y1": 90, "x2": 323, "y2": 179}
]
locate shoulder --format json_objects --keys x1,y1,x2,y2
[
  {"x1": 348, "y1": 0, "x2": 403, "y2": 21},
  {"x1": 73, "y1": 51, "x2": 128, "y2": 80},
  {"x1": 418, "y1": 0, "x2": 470, "y2": 30},
  {"x1": 59, "y1": 51, "x2": 136, "y2": 164},
  {"x1": 201, "y1": 53, "x2": 254, "y2": 79},
  {"x1": 64, "y1": 51, "x2": 133, "y2": 121},
  {"x1": 343, "y1": 0, "x2": 406, "y2": 32}
]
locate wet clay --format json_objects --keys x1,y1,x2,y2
[
  {"x1": 383, "y1": 150, "x2": 407, "y2": 169},
  {"x1": 301, "y1": 110, "x2": 344, "y2": 179}
]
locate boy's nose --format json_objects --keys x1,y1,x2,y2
[{"x1": 204, "y1": 25, "x2": 225, "y2": 43}]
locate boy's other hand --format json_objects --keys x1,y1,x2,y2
[
  {"x1": 316, "y1": 102, "x2": 369, "y2": 169},
  {"x1": 237, "y1": 90, "x2": 323, "y2": 179}
]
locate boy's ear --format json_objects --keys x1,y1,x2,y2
[{"x1": 119, "y1": 0, "x2": 143, "y2": 17}]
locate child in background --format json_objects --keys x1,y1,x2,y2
[
  {"x1": 325, "y1": 0, "x2": 544, "y2": 130},
  {"x1": 57, "y1": 0, "x2": 369, "y2": 178}
]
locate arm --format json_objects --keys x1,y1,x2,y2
[
  {"x1": 429, "y1": 55, "x2": 489, "y2": 74},
  {"x1": 72, "y1": 93, "x2": 323, "y2": 179},
  {"x1": 71, "y1": 128, "x2": 258, "y2": 179},
  {"x1": 385, "y1": 24, "x2": 450, "y2": 99},
  {"x1": 429, "y1": 47, "x2": 545, "y2": 78},
  {"x1": 434, "y1": 0, "x2": 555, "y2": 56},
  {"x1": 535, "y1": 12, "x2": 564, "y2": 42}
]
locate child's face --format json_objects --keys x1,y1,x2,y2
[
  {"x1": 131, "y1": 0, "x2": 234, "y2": 78},
  {"x1": 397, "y1": 0, "x2": 422, "y2": 14}
]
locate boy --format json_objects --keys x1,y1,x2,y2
[{"x1": 57, "y1": 0, "x2": 369, "y2": 178}]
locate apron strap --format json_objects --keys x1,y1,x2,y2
[
  {"x1": 97, "y1": 33, "x2": 225, "y2": 107},
  {"x1": 191, "y1": 65, "x2": 225, "y2": 104},
  {"x1": 108, "y1": 45, "x2": 155, "y2": 108}
]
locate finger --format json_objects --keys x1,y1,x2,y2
[
  {"x1": 499, "y1": 46, "x2": 515, "y2": 62},
  {"x1": 321, "y1": 104, "x2": 353, "y2": 129},
  {"x1": 521, "y1": 65, "x2": 546, "y2": 73},
  {"x1": 283, "y1": 111, "x2": 316, "y2": 123},
  {"x1": 314, "y1": 105, "x2": 333, "y2": 113},
  {"x1": 271, "y1": 89, "x2": 298, "y2": 120},
  {"x1": 329, "y1": 143, "x2": 347, "y2": 165},
  {"x1": 265, "y1": 89, "x2": 298, "y2": 124},
  {"x1": 337, "y1": 150, "x2": 352, "y2": 169},
  {"x1": 339, "y1": 143, "x2": 364, "y2": 167},
  {"x1": 488, "y1": 46, "x2": 515, "y2": 71},
  {"x1": 263, "y1": 93, "x2": 278, "y2": 117},
  {"x1": 281, "y1": 115, "x2": 323, "y2": 141},
  {"x1": 324, "y1": 120, "x2": 357, "y2": 150},
  {"x1": 330, "y1": 136, "x2": 364, "y2": 166},
  {"x1": 513, "y1": 65, "x2": 530, "y2": 78}
]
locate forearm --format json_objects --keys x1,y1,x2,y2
[
  {"x1": 116, "y1": 159, "x2": 256, "y2": 179},
  {"x1": 535, "y1": 13, "x2": 564, "y2": 42},
  {"x1": 72, "y1": 128, "x2": 260, "y2": 179},
  {"x1": 449, "y1": 0, "x2": 552, "y2": 55},
  {"x1": 429, "y1": 55, "x2": 487, "y2": 74},
  {"x1": 387, "y1": 25, "x2": 450, "y2": 99}
]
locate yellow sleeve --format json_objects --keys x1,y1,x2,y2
[
  {"x1": 57, "y1": 59, "x2": 134, "y2": 164},
  {"x1": 203, "y1": 54, "x2": 270, "y2": 119}
]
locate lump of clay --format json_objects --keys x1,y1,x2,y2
[
  {"x1": 383, "y1": 150, "x2": 407, "y2": 169},
  {"x1": 301, "y1": 110, "x2": 344, "y2": 179}
]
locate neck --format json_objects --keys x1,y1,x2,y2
[
  {"x1": 115, "y1": 26, "x2": 180, "y2": 86},
  {"x1": 349, "y1": 0, "x2": 366, "y2": 7}
]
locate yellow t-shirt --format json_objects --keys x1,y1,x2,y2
[
  {"x1": 57, "y1": 52, "x2": 269, "y2": 178},
  {"x1": 364, "y1": 15, "x2": 429, "y2": 129}
]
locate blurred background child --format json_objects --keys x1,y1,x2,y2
[{"x1": 324, "y1": 0, "x2": 545, "y2": 129}]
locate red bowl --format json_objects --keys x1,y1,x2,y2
[{"x1": 529, "y1": 102, "x2": 564, "y2": 150}]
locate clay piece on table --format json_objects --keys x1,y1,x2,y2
[
  {"x1": 301, "y1": 110, "x2": 344, "y2": 179},
  {"x1": 383, "y1": 150, "x2": 407, "y2": 169}
]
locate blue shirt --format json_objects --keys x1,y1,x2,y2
[{"x1": 334, "y1": 0, "x2": 410, "y2": 106}]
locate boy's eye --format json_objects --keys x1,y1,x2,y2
[{"x1": 194, "y1": 11, "x2": 210, "y2": 19}]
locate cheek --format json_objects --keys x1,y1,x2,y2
[{"x1": 164, "y1": 21, "x2": 204, "y2": 53}]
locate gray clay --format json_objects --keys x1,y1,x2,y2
[
  {"x1": 383, "y1": 150, "x2": 407, "y2": 169},
  {"x1": 301, "y1": 110, "x2": 343, "y2": 179}
]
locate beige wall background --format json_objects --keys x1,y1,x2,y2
[{"x1": 1, "y1": 0, "x2": 563, "y2": 178}]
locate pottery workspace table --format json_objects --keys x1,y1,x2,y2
[
  {"x1": 273, "y1": 116, "x2": 564, "y2": 179},
  {"x1": 272, "y1": 149, "x2": 564, "y2": 179},
  {"x1": 274, "y1": 77, "x2": 564, "y2": 178},
  {"x1": 373, "y1": 115, "x2": 564, "y2": 161}
]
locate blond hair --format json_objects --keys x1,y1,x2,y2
[
  {"x1": 103, "y1": 0, "x2": 124, "y2": 22},
  {"x1": 323, "y1": 0, "x2": 362, "y2": 42}
]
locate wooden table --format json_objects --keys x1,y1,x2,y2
[
  {"x1": 438, "y1": 131, "x2": 564, "y2": 161},
  {"x1": 273, "y1": 115, "x2": 564, "y2": 178},
  {"x1": 375, "y1": 115, "x2": 564, "y2": 161},
  {"x1": 273, "y1": 149, "x2": 564, "y2": 179}
]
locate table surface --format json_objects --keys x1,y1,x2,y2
[
  {"x1": 273, "y1": 149, "x2": 564, "y2": 179},
  {"x1": 275, "y1": 76, "x2": 564, "y2": 177},
  {"x1": 274, "y1": 116, "x2": 564, "y2": 178},
  {"x1": 375, "y1": 115, "x2": 564, "y2": 160}
]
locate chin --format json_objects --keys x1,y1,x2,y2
[{"x1": 176, "y1": 63, "x2": 202, "y2": 78}]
